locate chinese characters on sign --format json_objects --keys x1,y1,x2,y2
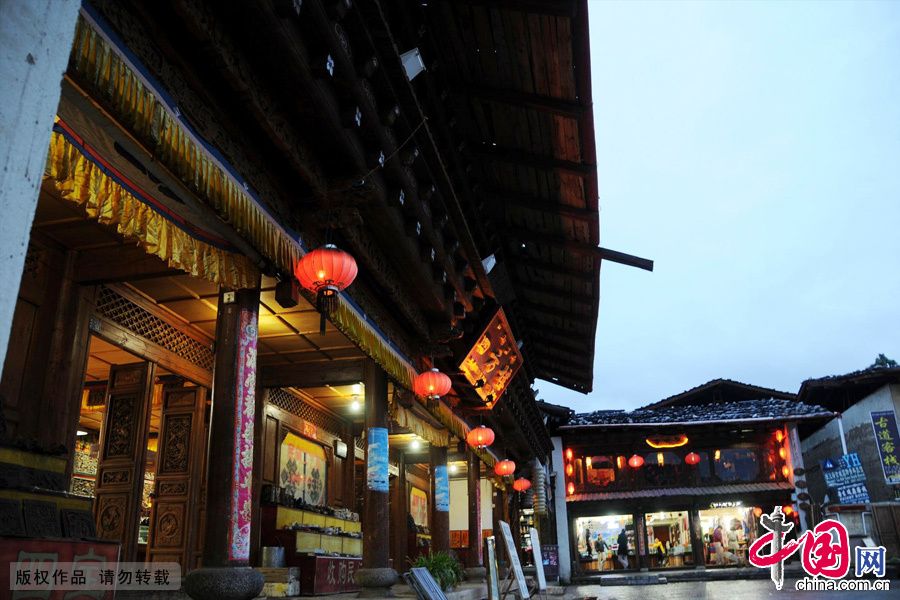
[
  {"x1": 459, "y1": 309, "x2": 524, "y2": 409},
  {"x1": 819, "y1": 452, "x2": 870, "y2": 505},
  {"x1": 871, "y1": 411, "x2": 900, "y2": 485},
  {"x1": 8, "y1": 561, "x2": 181, "y2": 597}
]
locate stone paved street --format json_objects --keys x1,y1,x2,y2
[{"x1": 564, "y1": 578, "x2": 895, "y2": 600}]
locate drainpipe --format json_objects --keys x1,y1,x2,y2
[{"x1": 836, "y1": 415, "x2": 848, "y2": 456}]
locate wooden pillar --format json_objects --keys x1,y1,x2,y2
[
  {"x1": 356, "y1": 359, "x2": 397, "y2": 595},
  {"x1": 689, "y1": 507, "x2": 706, "y2": 569},
  {"x1": 430, "y1": 445, "x2": 450, "y2": 554},
  {"x1": 466, "y1": 448, "x2": 482, "y2": 567},
  {"x1": 392, "y1": 453, "x2": 408, "y2": 571},
  {"x1": 633, "y1": 511, "x2": 649, "y2": 571},
  {"x1": 343, "y1": 426, "x2": 356, "y2": 511},
  {"x1": 185, "y1": 287, "x2": 264, "y2": 600}
]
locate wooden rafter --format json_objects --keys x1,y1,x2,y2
[
  {"x1": 472, "y1": 145, "x2": 595, "y2": 177},
  {"x1": 484, "y1": 189, "x2": 597, "y2": 222},
  {"x1": 455, "y1": 84, "x2": 584, "y2": 119}
]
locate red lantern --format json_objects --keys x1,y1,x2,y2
[
  {"x1": 775, "y1": 430, "x2": 785, "y2": 443},
  {"x1": 494, "y1": 460, "x2": 515, "y2": 477},
  {"x1": 295, "y1": 244, "x2": 358, "y2": 333},
  {"x1": 753, "y1": 507, "x2": 763, "y2": 518},
  {"x1": 466, "y1": 425, "x2": 495, "y2": 449},
  {"x1": 414, "y1": 368, "x2": 452, "y2": 399},
  {"x1": 628, "y1": 454, "x2": 644, "y2": 468},
  {"x1": 783, "y1": 505, "x2": 794, "y2": 516},
  {"x1": 779, "y1": 447, "x2": 787, "y2": 460},
  {"x1": 565, "y1": 448, "x2": 573, "y2": 461},
  {"x1": 513, "y1": 478, "x2": 531, "y2": 492},
  {"x1": 685, "y1": 452, "x2": 700, "y2": 465},
  {"x1": 565, "y1": 464, "x2": 574, "y2": 477},
  {"x1": 567, "y1": 482, "x2": 575, "y2": 495},
  {"x1": 782, "y1": 466, "x2": 790, "y2": 479}
]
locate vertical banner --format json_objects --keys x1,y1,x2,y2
[
  {"x1": 435, "y1": 465, "x2": 450, "y2": 512},
  {"x1": 229, "y1": 310, "x2": 257, "y2": 561},
  {"x1": 366, "y1": 427, "x2": 389, "y2": 492},
  {"x1": 871, "y1": 411, "x2": 900, "y2": 484}
]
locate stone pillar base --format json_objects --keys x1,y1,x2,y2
[
  {"x1": 356, "y1": 567, "x2": 398, "y2": 597},
  {"x1": 464, "y1": 567, "x2": 486, "y2": 582},
  {"x1": 184, "y1": 567, "x2": 264, "y2": 600}
]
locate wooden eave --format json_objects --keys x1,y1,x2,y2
[{"x1": 411, "y1": 0, "x2": 601, "y2": 392}]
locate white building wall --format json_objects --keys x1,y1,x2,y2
[
  {"x1": 449, "y1": 477, "x2": 493, "y2": 532},
  {"x1": 0, "y1": 0, "x2": 81, "y2": 373}
]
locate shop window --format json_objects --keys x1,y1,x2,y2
[
  {"x1": 586, "y1": 455, "x2": 616, "y2": 487},
  {"x1": 697, "y1": 451, "x2": 713, "y2": 483},
  {"x1": 643, "y1": 451, "x2": 682, "y2": 487},
  {"x1": 575, "y1": 515, "x2": 634, "y2": 570},
  {"x1": 280, "y1": 432, "x2": 328, "y2": 505},
  {"x1": 714, "y1": 449, "x2": 760, "y2": 483}
]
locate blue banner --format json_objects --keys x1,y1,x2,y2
[
  {"x1": 871, "y1": 411, "x2": 900, "y2": 485},
  {"x1": 366, "y1": 427, "x2": 389, "y2": 492},
  {"x1": 819, "y1": 453, "x2": 866, "y2": 488},
  {"x1": 435, "y1": 465, "x2": 450, "y2": 512}
]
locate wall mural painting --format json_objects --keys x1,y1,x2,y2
[
  {"x1": 229, "y1": 310, "x2": 257, "y2": 562},
  {"x1": 280, "y1": 432, "x2": 328, "y2": 506}
]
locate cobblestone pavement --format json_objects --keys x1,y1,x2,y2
[{"x1": 564, "y1": 577, "x2": 894, "y2": 599}]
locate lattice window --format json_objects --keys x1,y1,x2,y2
[
  {"x1": 267, "y1": 388, "x2": 346, "y2": 439},
  {"x1": 96, "y1": 286, "x2": 214, "y2": 371}
]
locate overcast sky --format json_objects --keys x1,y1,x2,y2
[{"x1": 538, "y1": 1, "x2": 900, "y2": 414}]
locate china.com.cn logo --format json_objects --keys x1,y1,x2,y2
[{"x1": 749, "y1": 506, "x2": 888, "y2": 591}]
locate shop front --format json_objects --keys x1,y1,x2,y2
[{"x1": 556, "y1": 395, "x2": 834, "y2": 573}]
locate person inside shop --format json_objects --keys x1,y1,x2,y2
[
  {"x1": 584, "y1": 526, "x2": 593, "y2": 557},
  {"x1": 713, "y1": 523, "x2": 739, "y2": 565},
  {"x1": 594, "y1": 534, "x2": 608, "y2": 563},
  {"x1": 617, "y1": 528, "x2": 629, "y2": 569},
  {"x1": 651, "y1": 537, "x2": 668, "y2": 567}
]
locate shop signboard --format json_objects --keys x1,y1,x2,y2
[
  {"x1": 871, "y1": 411, "x2": 900, "y2": 484},
  {"x1": 819, "y1": 452, "x2": 866, "y2": 488},
  {"x1": 459, "y1": 308, "x2": 523, "y2": 409},
  {"x1": 366, "y1": 427, "x2": 389, "y2": 492},
  {"x1": 834, "y1": 482, "x2": 870, "y2": 505},
  {"x1": 540, "y1": 544, "x2": 559, "y2": 582}
]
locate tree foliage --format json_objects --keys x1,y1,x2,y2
[{"x1": 870, "y1": 354, "x2": 899, "y2": 369}]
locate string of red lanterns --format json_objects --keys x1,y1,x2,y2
[
  {"x1": 413, "y1": 368, "x2": 452, "y2": 399},
  {"x1": 494, "y1": 460, "x2": 515, "y2": 477},
  {"x1": 685, "y1": 452, "x2": 700, "y2": 465}
]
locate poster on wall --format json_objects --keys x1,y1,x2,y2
[
  {"x1": 410, "y1": 486, "x2": 428, "y2": 525},
  {"x1": 434, "y1": 465, "x2": 449, "y2": 512},
  {"x1": 280, "y1": 432, "x2": 328, "y2": 505},
  {"x1": 871, "y1": 411, "x2": 900, "y2": 485},
  {"x1": 367, "y1": 427, "x2": 389, "y2": 492}
]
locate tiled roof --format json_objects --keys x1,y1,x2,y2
[
  {"x1": 568, "y1": 482, "x2": 794, "y2": 502},
  {"x1": 565, "y1": 398, "x2": 833, "y2": 427},
  {"x1": 641, "y1": 378, "x2": 796, "y2": 410}
]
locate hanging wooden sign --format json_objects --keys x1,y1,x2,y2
[{"x1": 459, "y1": 308, "x2": 523, "y2": 409}]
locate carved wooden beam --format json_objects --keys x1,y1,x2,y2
[{"x1": 505, "y1": 228, "x2": 654, "y2": 272}]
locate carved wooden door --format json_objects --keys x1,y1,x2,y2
[
  {"x1": 147, "y1": 386, "x2": 207, "y2": 569},
  {"x1": 94, "y1": 362, "x2": 156, "y2": 562}
]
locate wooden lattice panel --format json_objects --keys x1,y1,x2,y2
[
  {"x1": 96, "y1": 286, "x2": 214, "y2": 371},
  {"x1": 267, "y1": 388, "x2": 345, "y2": 439}
]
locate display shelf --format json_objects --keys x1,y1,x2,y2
[{"x1": 272, "y1": 505, "x2": 361, "y2": 532}]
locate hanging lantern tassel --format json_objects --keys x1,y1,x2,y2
[{"x1": 295, "y1": 244, "x2": 358, "y2": 334}]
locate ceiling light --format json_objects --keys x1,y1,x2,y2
[
  {"x1": 76, "y1": 430, "x2": 88, "y2": 436},
  {"x1": 411, "y1": 439, "x2": 421, "y2": 450},
  {"x1": 449, "y1": 464, "x2": 458, "y2": 474},
  {"x1": 353, "y1": 383, "x2": 362, "y2": 394},
  {"x1": 350, "y1": 400, "x2": 360, "y2": 412}
]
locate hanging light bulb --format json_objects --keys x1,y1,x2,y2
[
  {"x1": 714, "y1": 450, "x2": 721, "y2": 461},
  {"x1": 414, "y1": 368, "x2": 452, "y2": 399},
  {"x1": 466, "y1": 425, "x2": 495, "y2": 449},
  {"x1": 411, "y1": 438, "x2": 421, "y2": 450},
  {"x1": 350, "y1": 400, "x2": 360, "y2": 412},
  {"x1": 295, "y1": 244, "x2": 358, "y2": 333},
  {"x1": 782, "y1": 466, "x2": 790, "y2": 478}
]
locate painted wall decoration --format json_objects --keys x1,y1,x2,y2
[
  {"x1": 229, "y1": 310, "x2": 257, "y2": 561},
  {"x1": 871, "y1": 411, "x2": 900, "y2": 484},
  {"x1": 366, "y1": 427, "x2": 389, "y2": 493},
  {"x1": 434, "y1": 465, "x2": 449, "y2": 512},
  {"x1": 280, "y1": 432, "x2": 328, "y2": 506},
  {"x1": 410, "y1": 486, "x2": 428, "y2": 526},
  {"x1": 458, "y1": 308, "x2": 524, "y2": 409}
]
